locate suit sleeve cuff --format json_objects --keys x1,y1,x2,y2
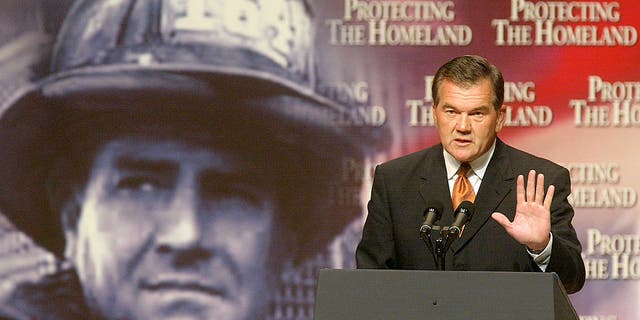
[{"x1": 528, "y1": 232, "x2": 553, "y2": 271}]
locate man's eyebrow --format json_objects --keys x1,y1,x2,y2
[
  {"x1": 441, "y1": 103, "x2": 491, "y2": 112},
  {"x1": 115, "y1": 157, "x2": 177, "y2": 173},
  {"x1": 200, "y1": 168, "x2": 255, "y2": 185},
  {"x1": 471, "y1": 105, "x2": 492, "y2": 112},
  {"x1": 441, "y1": 103, "x2": 462, "y2": 111}
]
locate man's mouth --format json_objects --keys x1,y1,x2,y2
[
  {"x1": 454, "y1": 138, "x2": 472, "y2": 145},
  {"x1": 140, "y1": 275, "x2": 228, "y2": 297}
]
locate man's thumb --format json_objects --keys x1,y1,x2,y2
[{"x1": 491, "y1": 212, "x2": 511, "y2": 228}]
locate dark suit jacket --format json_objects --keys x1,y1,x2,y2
[{"x1": 356, "y1": 139, "x2": 585, "y2": 293}]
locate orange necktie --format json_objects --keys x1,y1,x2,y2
[{"x1": 452, "y1": 162, "x2": 476, "y2": 210}]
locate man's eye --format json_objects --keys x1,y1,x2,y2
[
  {"x1": 232, "y1": 187, "x2": 264, "y2": 205},
  {"x1": 211, "y1": 187, "x2": 262, "y2": 205},
  {"x1": 116, "y1": 176, "x2": 160, "y2": 192},
  {"x1": 200, "y1": 179, "x2": 266, "y2": 206}
]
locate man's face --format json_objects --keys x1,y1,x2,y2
[
  {"x1": 66, "y1": 136, "x2": 277, "y2": 320},
  {"x1": 433, "y1": 78, "x2": 506, "y2": 163}
]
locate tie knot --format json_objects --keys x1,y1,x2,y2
[
  {"x1": 452, "y1": 162, "x2": 476, "y2": 212},
  {"x1": 457, "y1": 162, "x2": 471, "y2": 176}
]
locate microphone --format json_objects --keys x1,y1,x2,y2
[
  {"x1": 419, "y1": 202, "x2": 443, "y2": 234},
  {"x1": 449, "y1": 201, "x2": 475, "y2": 237}
]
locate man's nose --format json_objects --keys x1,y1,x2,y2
[
  {"x1": 155, "y1": 187, "x2": 202, "y2": 250},
  {"x1": 456, "y1": 113, "x2": 471, "y2": 132}
]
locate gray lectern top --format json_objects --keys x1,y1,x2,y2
[{"x1": 313, "y1": 269, "x2": 578, "y2": 320}]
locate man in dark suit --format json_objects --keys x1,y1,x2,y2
[{"x1": 356, "y1": 55, "x2": 585, "y2": 294}]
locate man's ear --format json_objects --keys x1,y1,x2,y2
[
  {"x1": 495, "y1": 105, "x2": 507, "y2": 133},
  {"x1": 432, "y1": 104, "x2": 438, "y2": 128},
  {"x1": 60, "y1": 191, "x2": 82, "y2": 261}
]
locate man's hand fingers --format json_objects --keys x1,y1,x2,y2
[
  {"x1": 544, "y1": 185, "x2": 555, "y2": 211},
  {"x1": 535, "y1": 173, "x2": 545, "y2": 204},
  {"x1": 526, "y1": 170, "x2": 536, "y2": 202},
  {"x1": 516, "y1": 174, "x2": 525, "y2": 205}
]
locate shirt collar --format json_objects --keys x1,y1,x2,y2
[{"x1": 443, "y1": 139, "x2": 496, "y2": 180}]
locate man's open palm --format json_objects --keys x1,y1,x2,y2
[{"x1": 491, "y1": 170, "x2": 553, "y2": 251}]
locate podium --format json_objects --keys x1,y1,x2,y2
[{"x1": 313, "y1": 269, "x2": 579, "y2": 320}]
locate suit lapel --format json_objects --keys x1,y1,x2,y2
[
  {"x1": 450, "y1": 139, "x2": 515, "y2": 253},
  {"x1": 417, "y1": 144, "x2": 454, "y2": 223}
]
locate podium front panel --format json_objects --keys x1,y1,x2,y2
[{"x1": 313, "y1": 269, "x2": 578, "y2": 320}]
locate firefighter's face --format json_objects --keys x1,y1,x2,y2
[{"x1": 66, "y1": 136, "x2": 278, "y2": 320}]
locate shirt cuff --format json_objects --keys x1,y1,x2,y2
[{"x1": 527, "y1": 233, "x2": 553, "y2": 271}]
